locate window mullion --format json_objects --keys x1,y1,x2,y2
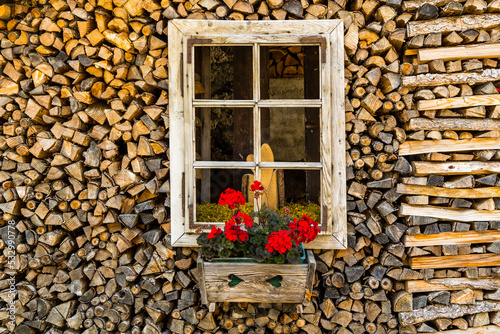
[
  {"x1": 186, "y1": 36, "x2": 196, "y2": 231},
  {"x1": 253, "y1": 43, "x2": 261, "y2": 210}
]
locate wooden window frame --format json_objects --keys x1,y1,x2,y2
[{"x1": 168, "y1": 20, "x2": 347, "y2": 249}]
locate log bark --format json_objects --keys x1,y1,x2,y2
[
  {"x1": 407, "y1": 14, "x2": 500, "y2": 37},
  {"x1": 399, "y1": 301, "x2": 500, "y2": 325}
]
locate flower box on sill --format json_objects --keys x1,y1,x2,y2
[
  {"x1": 197, "y1": 249, "x2": 316, "y2": 304},
  {"x1": 196, "y1": 180, "x2": 320, "y2": 304}
]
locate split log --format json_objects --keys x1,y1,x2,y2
[
  {"x1": 418, "y1": 43, "x2": 500, "y2": 62},
  {"x1": 403, "y1": 230, "x2": 500, "y2": 246},
  {"x1": 405, "y1": 118, "x2": 500, "y2": 131},
  {"x1": 407, "y1": 14, "x2": 500, "y2": 37},
  {"x1": 411, "y1": 254, "x2": 500, "y2": 269},
  {"x1": 411, "y1": 161, "x2": 500, "y2": 176},
  {"x1": 406, "y1": 278, "x2": 500, "y2": 293},
  {"x1": 402, "y1": 69, "x2": 500, "y2": 88},
  {"x1": 397, "y1": 184, "x2": 500, "y2": 198},
  {"x1": 400, "y1": 203, "x2": 500, "y2": 221},
  {"x1": 424, "y1": 326, "x2": 500, "y2": 334},
  {"x1": 399, "y1": 301, "x2": 500, "y2": 325},
  {"x1": 399, "y1": 138, "x2": 500, "y2": 155},
  {"x1": 402, "y1": 0, "x2": 467, "y2": 12},
  {"x1": 417, "y1": 95, "x2": 500, "y2": 111}
]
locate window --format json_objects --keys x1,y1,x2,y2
[{"x1": 168, "y1": 20, "x2": 346, "y2": 249}]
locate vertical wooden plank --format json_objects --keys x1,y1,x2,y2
[
  {"x1": 186, "y1": 34, "x2": 196, "y2": 233},
  {"x1": 304, "y1": 46, "x2": 321, "y2": 203},
  {"x1": 319, "y1": 38, "x2": 333, "y2": 236},
  {"x1": 330, "y1": 23, "x2": 347, "y2": 247},
  {"x1": 197, "y1": 257, "x2": 208, "y2": 305},
  {"x1": 168, "y1": 22, "x2": 186, "y2": 245},
  {"x1": 304, "y1": 250, "x2": 316, "y2": 303}
]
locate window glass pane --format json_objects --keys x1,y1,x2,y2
[
  {"x1": 195, "y1": 107, "x2": 253, "y2": 161},
  {"x1": 261, "y1": 108, "x2": 320, "y2": 162},
  {"x1": 195, "y1": 168, "x2": 255, "y2": 223},
  {"x1": 258, "y1": 168, "x2": 322, "y2": 224},
  {"x1": 260, "y1": 45, "x2": 320, "y2": 100},
  {"x1": 194, "y1": 46, "x2": 253, "y2": 100}
]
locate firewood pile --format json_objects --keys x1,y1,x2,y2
[{"x1": 0, "y1": 0, "x2": 500, "y2": 333}]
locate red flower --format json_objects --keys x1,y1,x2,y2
[
  {"x1": 250, "y1": 180, "x2": 264, "y2": 199},
  {"x1": 288, "y1": 214, "x2": 321, "y2": 244},
  {"x1": 224, "y1": 222, "x2": 249, "y2": 242},
  {"x1": 207, "y1": 226, "x2": 223, "y2": 239},
  {"x1": 233, "y1": 212, "x2": 253, "y2": 228},
  {"x1": 218, "y1": 188, "x2": 246, "y2": 209},
  {"x1": 251, "y1": 181, "x2": 264, "y2": 191},
  {"x1": 266, "y1": 230, "x2": 293, "y2": 254}
]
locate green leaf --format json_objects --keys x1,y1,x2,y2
[{"x1": 228, "y1": 274, "x2": 244, "y2": 287}]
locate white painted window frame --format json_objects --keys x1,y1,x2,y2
[{"x1": 168, "y1": 20, "x2": 347, "y2": 249}]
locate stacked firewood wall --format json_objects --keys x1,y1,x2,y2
[{"x1": 0, "y1": 0, "x2": 500, "y2": 333}]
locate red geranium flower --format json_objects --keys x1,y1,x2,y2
[
  {"x1": 251, "y1": 180, "x2": 264, "y2": 191},
  {"x1": 266, "y1": 230, "x2": 293, "y2": 254},
  {"x1": 224, "y1": 222, "x2": 249, "y2": 242},
  {"x1": 288, "y1": 214, "x2": 321, "y2": 244},
  {"x1": 250, "y1": 180, "x2": 264, "y2": 199},
  {"x1": 218, "y1": 188, "x2": 246, "y2": 209},
  {"x1": 207, "y1": 226, "x2": 223, "y2": 239},
  {"x1": 232, "y1": 212, "x2": 253, "y2": 228}
]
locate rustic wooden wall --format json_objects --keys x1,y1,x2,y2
[{"x1": 0, "y1": 0, "x2": 500, "y2": 333}]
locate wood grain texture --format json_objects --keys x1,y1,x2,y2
[
  {"x1": 399, "y1": 302, "x2": 500, "y2": 325},
  {"x1": 402, "y1": 0, "x2": 467, "y2": 11},
  {"x1": 399, "y1": 203, "x2": 500, "y2": 222},
  {"x1": 330, "y1": 21, "x2": 347, "y2": 247},
  {"x1": 418, "y1": 44, "x2": 500, "y2": 62},
  {"x1": 168, "y1": 22, "x2": 187, "y2": 245},
  {"x1": 402, "y1": 69, "x2": 500, "y2": 88},
  {"x1": 172, "y1": 19, "x2": 341, "y2": 36},
  {"x1": 406, "y1": 278, "x2": 500, "y2": 293},
  {"x1": 405, "y1": 118, "x2": 500, "y2": 131},
  {"x1": 399, "y1": 138, "x2": 500, "y2": 155},
  {"x1": 397, "y1": 184, "x2": 500, "y2": 198},
  {"x1": 200, "y1": 250, "x2": 315, "y2": 303},
  {"x1": 410, "y1": 254, "x2": 500, "y2": 269},
  {"x1": 404, "y1": 230, "x2": 500, "y2": 246},
  {"x1": 407, "y1": 14, "x2": 500, "y2": 37},
  {"x1": 417, "y1": 95, "x2": 500, "y2": 110},
  {"x1": 428, "y1": 326, "x2": 500, "y2": 334},
  {"x1": 412, "y1": 161, "x2": 500, "y2": 176}
]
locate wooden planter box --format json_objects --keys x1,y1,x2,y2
[{"x1": 197, "y1": 250, "x2": 316, "y2": 304}]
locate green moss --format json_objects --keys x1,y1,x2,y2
[
  {"x1": 279, "y1": 203, "x2": 321, "y2": 222},
  {"x1": 196, "y1": 202, "x2": 320, "y2": 223},
  {"x1": 196, "y1": 203, "x2": 255, "y2": 222}
]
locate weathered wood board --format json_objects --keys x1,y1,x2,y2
[
  {"x1": 399, "y1": 138, "x2": 500, "y2": 155},
  {"x1": 411, "y1": 161, "x2": 500, "y2": 176},
  {"x1": 417, "y1": 95, "x2": 500, "y2": 111},
  {"x1": 418, "y1": 44, "x2": 500, "y2": 62},
  {"x1": 406, "y1": 278, "x2": 500, "y2": 293},
  {"x1": 405, "y1": 118, "x2": 500, "y2": 131},
  {"x1": 407, "y1": 14, "x2": 500, "y2": 37},
  {"x1": 198, "y1": 250, "x2": 316, "y2": 304},
  {"x1": 397, "y1": 184, "x2": 500, "y2": 198},
  {"x1": 404, "y1": 230, "x2": 500, "y2": 246},
  {"x1": 399, "y1": 203, "x2": 500, "y2": 222},
  {"x1": 410, "y1": 254, "x2": 500, "y2": 269}
]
